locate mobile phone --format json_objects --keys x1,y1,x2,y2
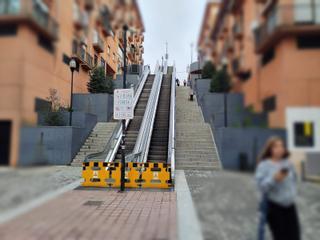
[{"x1": 281, "y1": 168, "x2": 289, "y2": 174}]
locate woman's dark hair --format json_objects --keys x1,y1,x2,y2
[{"x1": 258, "y1": 136, "x2": 290, "y2": 162}]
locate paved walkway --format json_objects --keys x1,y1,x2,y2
[
  {"x1": 0, "y1": 166, "x2": 81, "y2": 214},
  {"x1": 185, "y1": 170, "x2": 320, "y2": 240},
  {"x1": 0, "y1": 189, "x2": 177, "y2": 240}
]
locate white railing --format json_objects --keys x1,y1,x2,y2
[
  {"x1": 168, "y1": 65, "x2": 176, "y2": 181},
  {"x1": 84, "y1": 67, "x2": 150, "y2": 163}
]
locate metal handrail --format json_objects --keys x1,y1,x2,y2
[
  {"x1": 84, "y1": 67, "x2": 150, "y2": 163},
  {"x1": 167, "y1": 65, "x2": 176, "y2": 181},
  {"x1": 129, "y1": 62, "x2": 164, "y2": 163}
]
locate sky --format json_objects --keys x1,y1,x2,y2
[{"x1": 137, "y1": 0, "x2": 207, "y2": 80}]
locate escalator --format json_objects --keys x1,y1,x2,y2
[
  {"x1": 147, "y1": 73, "x2": 172, "y2": 163},
  {"x1": 115, "y1": 75, "x2": 155, "y2": 160},
  {"x1": 82, "y1": 63, "x2": 176, "y2": 189}
]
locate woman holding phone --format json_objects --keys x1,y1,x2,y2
[{"x1": 255, "y1": 136, "x2": 301, "y2": 240}]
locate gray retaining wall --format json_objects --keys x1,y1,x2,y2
[
  {"x1": 214, "y1": 127, "x2": 286, "y2": 171},
  {"x1": 19, "y1": 112, "x2": 97, "y2": 166},
  {"x1": 72, "y1": 94, "x2": 113, "y2": 122}
]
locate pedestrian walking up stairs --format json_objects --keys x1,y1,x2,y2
[
  {"x1": 71, "y1": 122, "x2": 118, "y2": 166},
  {"x1": 175, "y1": 87, "x2": 221, "y2": 170}
]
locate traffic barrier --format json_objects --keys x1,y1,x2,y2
[{"x1": 82, "y1": 162, "x2": 173, "y2": 189}]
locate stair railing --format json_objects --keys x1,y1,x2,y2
[
  {"x1": 167, "y1": 65, "x2": 176, "y2": 181},
  {"x1": 84, "y1": 66, "x2": 150, "y2": 163},
  {"x1": 128, "y1": 61, "x2": 164, "y2": 163}
]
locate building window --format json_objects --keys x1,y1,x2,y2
[
  {"x1": 261, "y1": 48, "x2": 275, "y2": 66},
  {"x1": 94, "y1": 54, "x2": 98, "y2": 66},
  {"x1": 263, "y1": 96, "x2": 276, "y2": 112},
  {"x1": 294, "y1": 122, "x2": 314, "y2": 147},
  {"x1": 113, "y1": 53, "x2": 116, "y2": 61},
  {"x1": 0, "y1": 24, "x2": 17, "y2": 36},
  {"x1": 108, "y1": 46, "x2": 111, "y2": 55},
  {"x1": 62, "y1": 54, "x2": 79, "y2": 71},
  {"x1": 38, "y1": 35, "x2": 54, "y2": 53},
  {"x1": 0, "y1": 0, "x2": 20, "y2": 14},
  {"x1": 297, "y1": 35, "x2": 320, "y2": 49},
  {"x1": 35, "y1": 98, "x2": 51, "y2": 112},
  {"x1": 101, "y1": 57, "x2": 106, "y2": 71}
]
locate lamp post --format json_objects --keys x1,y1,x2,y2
[
  {"x1": 222, "y1": 58, "x2": 228, "y2": 128},
  {"x1": 69, "y1": 58, "x2": 77, "y2": 126},
  {"x1": 120, "y1": 24, "x2": 129, "y2": 192}
]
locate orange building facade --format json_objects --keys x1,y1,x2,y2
[
  {"x1": 0, "y1": 0, "x2": 144, "y2": 166},
  {"x1": 206, "y1": 0, "x2": 320, "y2": 128},
  {"x1": 198, "y1": 0, "x2": 220, "y2": 63}
]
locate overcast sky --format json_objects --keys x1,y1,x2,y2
[{"x1": 137, "y1": 0, "x2": 207, "y2": 80}]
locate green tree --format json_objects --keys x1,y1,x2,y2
[
  {"x1": 87, "y1": 67, "x2": 114, "y2": 94},
  {"x1": 210, "y1": 67, "x2": 231, "y2": 93},
  {"x1": 202, "y1": 61, "x2": 216, "y2": 79}
]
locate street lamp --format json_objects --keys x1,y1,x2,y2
[
  {"x1": 119, "y1": 24, "x2": 129, "y2": 192},
  {"x1": 69, "y1": 58, "x2": 77, "y2": 126}
]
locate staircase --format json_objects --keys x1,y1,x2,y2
[
  {"x1": 71, "y1": 122, "x2": 118, "y2": 166},
  {"x1": 115, "y1": 75, "x2": 155, "y2": 160},
  {"x1": 147, "y1": 73, "x2": 172, "y2": 163},
  {"x1": 175, "y1": 87, "x2": 221, "y2": 170}
]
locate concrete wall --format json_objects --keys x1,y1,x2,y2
[
  {"x1": 72, "y1": 94, "x2": 113, "y2": 122},
  {"x1": 195, "y1": 79, "x2": 245, "y2": 128},
  {"x1": 115, "y1": 74, "x2": 141, "y2": 89},
  {"x1": 19, "y1": 113, "x2": 97, "y2": 166},
  {"x1": 214, "y1": 127, "x2": 286, "y2": 171}
]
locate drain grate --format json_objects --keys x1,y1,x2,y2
[{"x1": 83, "y1": 200, "x2": 104, "y2": 206}]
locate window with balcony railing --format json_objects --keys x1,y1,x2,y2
[
  {"x1": 0, "y1": 0, "x2": 20, "y2": 14},
  {"x1": 0, "y1": 0, "x2": 58, "y2": 40},
  {"x1": 255, "y1": 2, "x2": 320, "y2": 52}
]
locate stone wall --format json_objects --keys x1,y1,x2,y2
[
  {"x1": 214, "y1": 127, "x2": 286, "y2": 171},
  {"x1": 19, "y1": 113, "x2": 97, "y2": 166},
  {"x1": 72, "y1": 94, "x2": 113, "y2": 122}
]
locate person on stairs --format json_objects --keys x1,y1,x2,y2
[
  {"x1": 255, "y1": 136, "x2": 300, "y2": 240},
  {"x1": 176, "y1": 78, "x2": 180, "y2": 87}
]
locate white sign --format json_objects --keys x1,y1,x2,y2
[{"x1": 114, "y1": 89, "x2": 134, "y2": 120}]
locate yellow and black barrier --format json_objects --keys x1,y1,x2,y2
[{"x1": 82, "y1": 162, "x2": 173, "y2": 189}]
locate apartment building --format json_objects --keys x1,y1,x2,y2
[
  {"x1": 0, "y1": 0, "x2": 144, "y2": 166},
  {"x1": 198, "y1": 0, "x2": 220, "y2": 63},
  {"x1": 210, "y1": 0, "x2": 320, "y2": 128}
]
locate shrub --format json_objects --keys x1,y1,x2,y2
[
  {"x1": 87, "y1": 67, "x2": 114, "y2": 94},
  {"x1": 44, "y1": 112, "x2": 65, "y2": 126},
  {"x1": 210, "y1": 67, "x2": 231, "y2": 93},
  {"x1": 202, "y1": 61, "x2": 216, "y2": 79}
]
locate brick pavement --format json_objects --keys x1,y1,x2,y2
[{"x1": 0, "y1": 189, "x2": 177, "y2": 240}]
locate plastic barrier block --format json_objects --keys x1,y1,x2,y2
[{"x1": 82, "y1": 162, "x2": 173, "y2": 189}]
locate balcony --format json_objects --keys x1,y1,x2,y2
[
  {"x1": 84, "y1": 0, "x2": 94, "y2": 11},
  {"x1": 73, "y1": 8, "x2": 89, "y2": 30},
  {"x1": 232, "y1": 57, "x2": 251, "y2": 81},
  {"x1": 254, "y1": 4, "x2": 320, "y2": 53},
  {"x1": 232, "y1": 21, "x2": 243, "y2": 39},
  {"x1": 92, "y1": 30, "x2": 104, "y2": 53},
  {"x1": 226, "y1": 37, "x2": 234, "y2": 53},
  {"x1": 72, "y1": 42, "x2": 93, "y2": 70},
  {"x1": 99, "y1": 6, "x2": 113, "y2": 36},
  {"x1": 0, "y1": 0, "x2": 58, "y2": 40}
]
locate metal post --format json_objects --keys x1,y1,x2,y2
[
  {"x1": 161, "y1": 56, "x2": 164, "y2": 72},
  {"x1": 69, "y1": 70, "x2": 74, "y2": 126},
  {"x1": 120, "y1": 25, "x2": 128, "y2": 192}
]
